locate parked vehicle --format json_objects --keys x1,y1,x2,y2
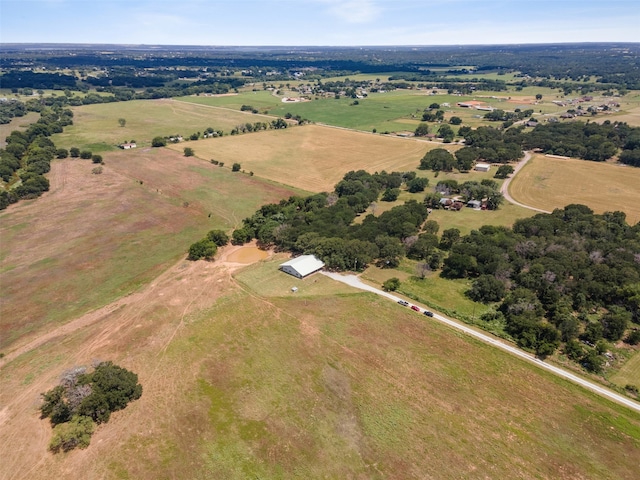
[
  {"x1": 423, "y1": 310, "x2": 434, "y2": 317},
  {"x1": 397, "y1": 300, "x2": 409, "y2": 306},
  {"x1": 411, "y1": 305, "x2": 420, "y2": 312}
]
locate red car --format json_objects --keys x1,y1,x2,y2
[{"x1": 410, "y1": 305, "x2": 420, "y2": 312}]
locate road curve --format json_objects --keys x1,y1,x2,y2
[
  {"x1": 500, "y1": 152, "x2": 552, "y2": 214},
  {"x1": 321, "y1": 271, "x2": 640, "y2": 414}
]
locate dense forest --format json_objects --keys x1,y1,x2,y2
[{"x1": 448, "y1": 205, "x2": 640, "y2": 368}]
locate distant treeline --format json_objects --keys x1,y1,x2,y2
[{"x1": 2, "y1": 43, "x2": 639, "y2": 89}]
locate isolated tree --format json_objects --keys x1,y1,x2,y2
[
  {"x1": 206, "y1": 229, "x2": 229, "y2": 247},
  {"x1": 535, "y1": 94, "x2": 543, "y2": 101},
  {"x1": 407, "y1": 177, "x2": 429, "y2": 193},
  {"x1": 183, "y1": 147, "x2": 194, "y2": 157},
  {"x1": 419, "y1": 148, "x2": 455, "y2": 171},
  {"x1": 91, "y1": 154, "x2": 103, "y2": 164},
  {"x1": 232, "y1": 162, "x2": 241, "y2": 172},
  {"x1": 494, "y1": 165, "x2": 514, "y2": 179},
  {"x1": 382, "y1": 277, "x2": 401, "y2": 292},
  {"x1": 118, "y1": 118, "x2": 126, "y2": 127},
  {"x1": 414, "y1": 123, "x2": 429, "y2": 137},
  {"x1": 56, "y1": 148, "x2": 69, "y2": 159},
  {"x1": 449, "y1": 116, "x2": 462, "y2": 125},
  {"x1": 151, "y1": 136, "x2": 166, "y2": 147},
  {"x1": 188, "y1": 239, "x2": 217, "y2": 260},
  {"x1": 381, "y1": 187, "x2": 400, "y2": 202},
  {"x1": 80, "y1": 150, "x2": 92, "y2": 159},
  {"x1": 69, "y1": 147, "x2": 80, "y2": 158}
]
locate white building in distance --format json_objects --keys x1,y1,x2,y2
[{"x1": 279, "y1": 255, "x2": 325, "y2": 279}]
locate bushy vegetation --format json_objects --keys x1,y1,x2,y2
[
  {"x1": 442, "y1": 205, "x2": 640, "y2": 365},
  {"x1": 0, "y1": 104, "x2": 74, "y2": 209},
  {"x1": 523, "y1": 121, "x2": 640, "y2": 162},
  {"x1": 40, "y1": 362, "x2": 142, "y2": 452}
]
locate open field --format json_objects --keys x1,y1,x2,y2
[
  {"x1": 51, "y1": 99, "x2": 276, "y2": 152},
  {"x1": 0, "y1": 112, "x2": 40, "y2": 148},
  {"x1": 0, "y1": 148, "x2": 299, "y2": 351},
  {"x1": 610, "y1": 350, "x2": 640, "y2": 388},
  {"x1": 508, "y1": 154, "x2": 640, "y2": 225},
  {"x1": 1, "y1": 260, "x2": 639, "y2": 479},
  {"x1": 167, "y1": 124, "x2": 457, "y2": 192}
]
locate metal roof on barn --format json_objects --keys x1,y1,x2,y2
[{"x1": 279, "y1": 255, "x2": 325, "y2": 278}]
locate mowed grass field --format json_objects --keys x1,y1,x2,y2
[
  {"x1": 611, "y1": 351, "x2": 640, "y2": 388},
  {"x1": 0, "y1": 111, "x2": 40, "y2": 148},
  {"x1": 51, "y1": 98, "x2": 276, "y2": 152},
  {"x1": 167, "y1": 124, "x2": 457, "y2": 192},
  {"x1": 509, "y1": 154, "x2": 640, "y2": 225},
  {"x1": 0, "y1": 148, "x2": 299, "y2": 351}
]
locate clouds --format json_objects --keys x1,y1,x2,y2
[
  {"x1": 0, "y1": 0, "x2": 638, "y2": 45},
  {"x1": 318, "y1": 0, "x2": 383, "y2": 24}
]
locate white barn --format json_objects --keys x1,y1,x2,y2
[
  {"x1": 279, "y1": 255, "x2": 325, "y2": 279},
  {"x1": 475, "y1": 163, "x2": 491, "y2": 172}
]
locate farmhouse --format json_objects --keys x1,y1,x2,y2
[
  {"x1": 119, "y1": 142, "x2": 137, "y2": 149},
  {"x1": 279, "y1": 255, "x2": 325, "y2": 279},
  {"x1": 475, "y1": 163, "x2": 491, "y2": 172}
]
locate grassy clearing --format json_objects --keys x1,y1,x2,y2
[
  {"x1": 167, "y1": 124, "x2": 456, "y2": 192},
  {"x1": 509, "y1": 154, "x2": 640, "y2": 225},
  {"x1": 0, "y1": 148, "x2": 298, "y2": 350},
  {"x1": 128, "y1": 292, "x2": 640, "y2": 478},
  {"x1": 234, "y1": 255, "x2": 359, "y2": 298},
  {"x1": 610, "y1": 351, "x2": 640, "y2": 388},
  {"x1": 0, "y1": 111, "x2": 40, "y2": 148},
  {"x1": 51, "y1": 99, "x2": 276, "y2": 151}
]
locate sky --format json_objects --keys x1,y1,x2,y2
[{"x1": 1, "y1": 0, "x2": 638, "y2": 46}]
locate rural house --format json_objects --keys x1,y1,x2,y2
[{"x1": 279, "y1": 255, "x2": 325, "y2": 279}]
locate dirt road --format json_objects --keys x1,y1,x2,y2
[{"x1": 500, "y1": 152, "x2": 552, "y2": 213}]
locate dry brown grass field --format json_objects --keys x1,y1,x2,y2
[
  {"x1": 167, "y1": 124, "x2": 458, "y2": 192},
  {"x1": 0, "y1": 148, "x2": 299, "y2": 352},
  {"x1": 508, "y1": 154, "x2": 640, "y2": 225}
]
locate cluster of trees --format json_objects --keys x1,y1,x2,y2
[
  {"x1": 423, "y1": 178, "x2": 503, "y2": 210},
  {"x1": 523, "y1": 121, "x2": 640, "y2": 162},
  {"x1": 0, "y1": 106, "x2": 74, "y2": 209},
  {"x1": 0, "y1": 99, "x2": 28, "y2": 124},
  {"x1": 211, "y1": 170, "x2": 436, "y2": 270},
  {"x1": 440, "y1": 205, "x2": 640, "y2": 368},
  {"x1": 230, "y1": 118, "x2": 287, "y2": 134},
  {"x1": 188, "y1": 229, "x2": 229, "y2": 261},
  {"x1": 40, "y1": 362, "x2": 142, "y2": 452},
  {"x1": 484, "y1": 108, "x2": 534, "y2": 123}
]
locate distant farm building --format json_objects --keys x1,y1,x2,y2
[
  {"x1": 120, "y1": 142, "x2": 137, "y2": 149},
  {"x1": 467, "y1": 199, "x2": 482, "y2": 209},
  {"x1": 475, "y1": 163, "x2": 491, "y2": 172},
  {"x1": 279, "y1": 255, "x2": 325, "y2": 279}
]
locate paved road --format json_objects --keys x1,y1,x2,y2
[
  {"x1": 321, "y1": 271, "x2": 640, "y2": 414},
  {"x1": 500, "y1": 152, "x2": 552, "y2": 214}
]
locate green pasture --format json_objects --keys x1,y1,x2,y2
[
  {"x1": 610, "y1": 351, "x2": 640, "y2": 389},
  {"x1": 151, "y1": 290, "x2": 640, "y2": 479},
  {"x1": 51, "y1": 99, "x2": 276, "y2": 151}
]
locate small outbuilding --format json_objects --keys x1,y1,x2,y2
[
  {"x1": 279, "y1": 255, "x2": 325, "y2": 279},
  {"x1": 475, "y1": 163, "x2": 491, "y2": 172},
  {"x1": 120, "y1": 142, "x2": 137, "y2": 149}
]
